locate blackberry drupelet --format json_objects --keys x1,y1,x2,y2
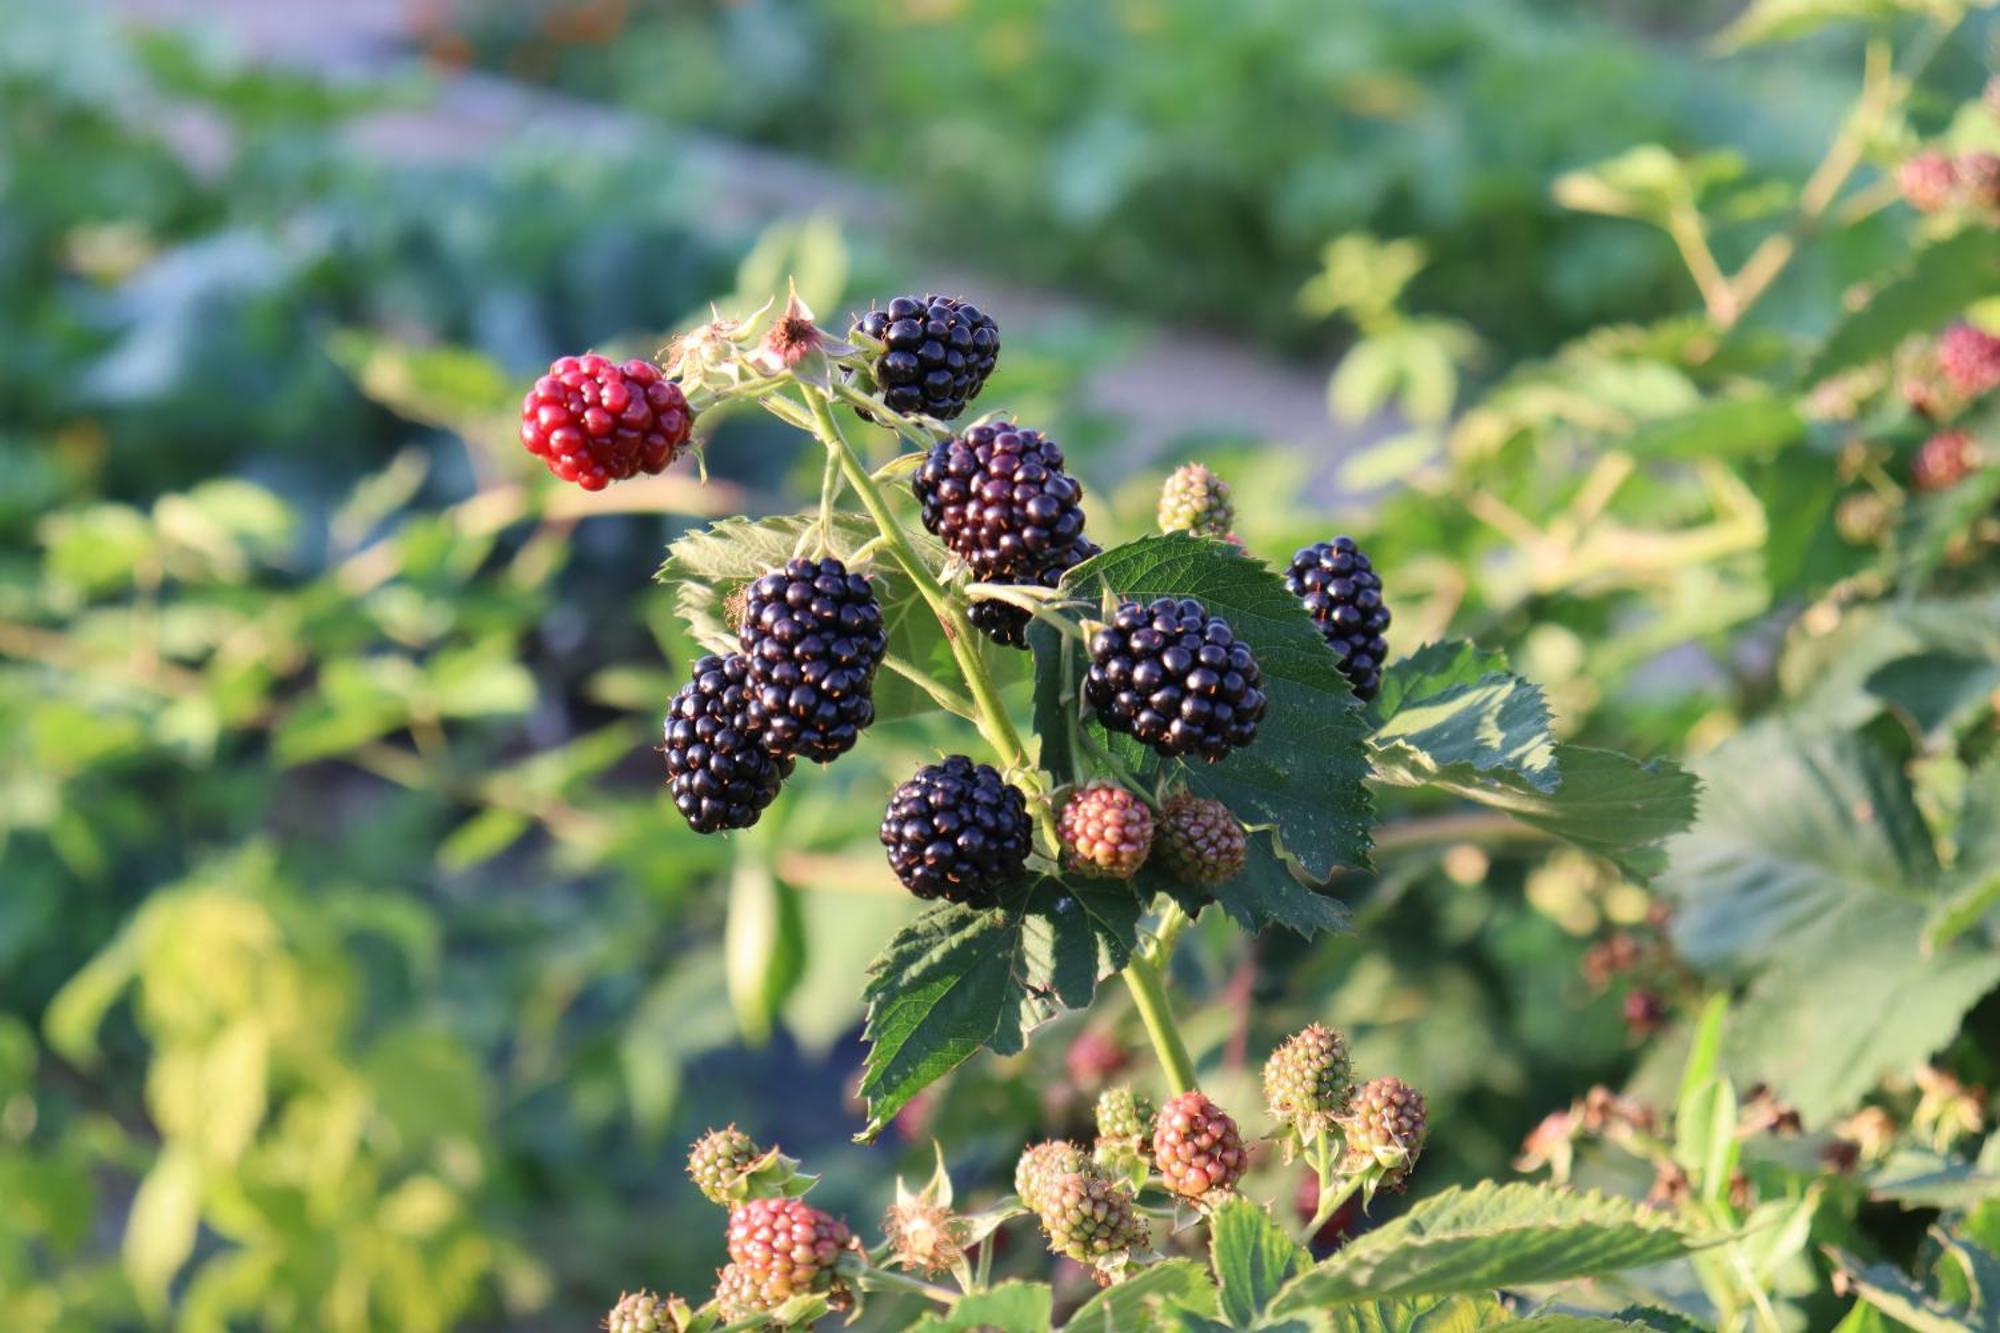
[
  {"x1": 1084, "y1": 597, "x2": 1266, "y2": 761},
  {"x1": 879, "y1": 756, "x2": 1033, "y2": 905},
  {"x1": 519, "y1": 353, "x2": 692, "y2": 490},
  {"x1": 663, "y1": 655, "x2": 793, "y2": 833},
  {"x1": 739, "y1": 558, "x2": 887, "y2": 764},
  {"x1": 851, "y1": 294, "x2": 999, "y2": 421},
  {"x1": 914, "y1": 422, "x2": 1088, "y2": 581},
  {"x1": 1285, "y1": 538, "x2": 1391, "y2": 701}
]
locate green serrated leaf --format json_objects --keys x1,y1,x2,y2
[
  {"x1": 1311, "y1": 1295, "x2": 1512, "y2": 1333},
  {"x1": 1048, "y1": 534, "x2": 1375, "y2": 879},
  {"x1": 1866, "y1": 1149, "x2": 2000, "y2": 1209},
  {"x1": 1267, "y1": 1183, "x2": 1704, "y2": 1312},
  {"x1": 911, "y1": 1281, "x2": 1054, "y2": 1333},
  {"x1": 856, "y1": 877, "x2": 1140, "y2": 1138},
  {"x1": 1062, "y1": 1259, "x2": 1218, "y2": 1331},
  {"x1": 1807, "y1": 230, "x2": 2000, "y2": 383},
  {"x1": 1371, "y1": 642, "x2": 1559, "y2": 795},
  {"x1": 1208, "y1": 1196, "x2": 1311, "y2": 1328},
  {"x1": 1829, "y1": 1249, "x2": 1975, "y2": 1333},
  {"x1": 1619, "y1": 392, "x2": 1803, "y2": 461},
  {"x1": 1928, "y1": 758, "x2": 2000, "y2": 949}
]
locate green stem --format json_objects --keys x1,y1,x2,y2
[
  {"x1": 1123, "y1": 944, "x2": 1197, "y2": 1094},
  {"x1": 855, "y1": 1266, "x2": 959, "y2": 1306},
  {"x1": 1303, "y1": 1172, "x2": 1364, "y2": 1242},
  {"x1": 973, "y1": 1232, "x2": 994, "y2": 1291}
]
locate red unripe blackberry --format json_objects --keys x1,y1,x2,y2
[
  {"x1": 1899, "y1": 151, "x2": 1958, "y2": 214},
  {"x1": 1284, "y1": 538, "x2": 1391, "y2": 701},
  {"x1": 914, "y1": 422, "x2": 1089, "y2": 582},
  {"x1": 664, "y1": 655, "x2": 793, "y2": 833},
  {"x1": 1152, "y1": 1090, "x2": 1248, "y2": 1201},
  {"x1": 520, "y1": 354, "x2": 691, "y2": 490},
  {"x1": 1015, "y1": 1140, "x2": 1093, "y2": 1216},
  {"x1": 1038, "y1": 1171, "x2": 1149, "y2": 1263},
  {"x1": 1156, "y1": 793, "x2": 1246, "y2": 886},
  {"x1": 739, "y1": 558, "x2": 887, "y2": 763},
  {"x1": 686, "y1": 1125, "x2": 764, "y2": 1205},
  {"x1": 1085, "y1": 597, "x2": 1266, "y2": 761},
  {"x1": 1058, "y1": 782, "x2": 1154, "y2": 879},
  {"x1": 1937, "y1": 324, "x2": 2000, "y2": 397},
  {"x1": 852, "y1": 294, "x2": 999, "y2": 421},
  {"x1": 724, "y1": 1197, "x2": 851, "y2": 1308},
  {"x1": 879, "y1": 756, "x2": 1032, "y2": 905},
  {"x1": 1337, "y1": 1077, "x2": 1428, "y2": 1190},
  {"x1": 1912, "y1": 430, "x2": 1981, "y2": 492},
  {"x1": 1157, "y1": 463, "x2": 1235, "y2": 540},
  {"x1": 967, "y1": 537, "x2": 1100, "y2": 649},
  {"x1": 1264, "y1": 1024, "x2": 1354, "y2": 1138}
]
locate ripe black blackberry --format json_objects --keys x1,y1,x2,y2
[
  {"x1": 1085, "y1": 597, "x2": 1266, "y2": 761},
  {"x1": 663, "y1": 654, "x2": 794, "y2": 833},
  {"x1": 880, "y1": 756, "x2": 1033, "y2": 905},
  {"x1": 913, "y1": 423, "x2": 1088, "y2": 582},
  {"x1": 739, "y1": 558, "x2": 887, "y2": 763},
  {"x1": 966, "y1": 538, "x2": 1100, "y2": 649},
  {"x1": 1285, "y1": 538, "x2": 1391, "y2": 702},
  {"x1": 851, "y1": 295, "x2": 1000, "y2": 421}
]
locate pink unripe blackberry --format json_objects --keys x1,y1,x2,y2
[
  {"x1": 1059, "y1": 782, "x2": 1154, "y2": 879},
  {"x1": 1337, "y1": 1077, "x2": 1429, "y2": 1191},
  {"x1": 1899, "y1": 151, "x2": 1958, "y2": 214},
  {"x1": 1015, "y1": 1140, "x2": 1092, "y2": 1216},
  {"x1": 724, "y1": 1197, "x2": 851, "y2": 1308},
  {"x1": 1937, "y1": 324, "x2": 2000, "y2": 397},
  {"x1": 1152, "y1": 1090, "x2": 1248, "y2": 1201},
  {"x1": 1156, "y1": 792, "x2": 1247, "y2": 886},
  {"x1": 1912, "y1": 430, "x2": 1980, "y2": 493},
  {"x1": 1957, "y1": 152, "x2": 2000, "y2": 212},
  {"x1": 520, "y1": 353, "x2": 692, "y2": 490}
]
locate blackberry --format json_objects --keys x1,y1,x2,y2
[
  {"x1": 1085, "y1": 597, "x2": 1267, "y2": 761},
  {"x1": 687, "y1": 1125, "x2": 764, "y2": 1205},
  {"x1": 724, "y1": 1197, "x2": 851, "y2": 1309},
  {"x1": 606, "y1": 1290, "x2": 687, "y2": 1333},
  {"x1": 1285, "y1": 538, "x2": 1392, "y2": 701},
  {"x1": 1156, "y1": 793, "x2": 1246, "y2": 887},
  {"x1": 914, "y1": 423, "x2": 1088, "y2": 581},
  {"x1": 879, "y1": 756, "x2": 1033, "y2": 905},
  {"x1": 663, "y1": 655, "x2": 793, "y2": 833},
  {"x1": 520, "y1": 354, "x2": 692, "y2": 490},
  {"x1": 1015, "y1": 1140, "x2": 1093, "y2": 1216},
  {"x1": 1938, "y1": 324, "x2": 2000, "y2": 396},
  {"x1": 739, "y1": 558, "x2": 887, "y2": 763},
  {"x1": 1058, "y1": 782, "x2": 1154, "y2": 880},
  {"x1": 1038, "y1": 1171, "x2": 1149, "y2": 1263},
  {"x1": 1338, "y1": 1077, "x2": 1428, "y2": 1191},
  {"x1": 851, "y1": 295, "x2": 1000, "y2": 421},
  {"x1": 1094, "y1": 1086, "x2": 1157, "y2": 1164},
  {"x1": 1912, "y1": 430, "x2": 1980, "y2": 492},
  {"x1": 966, "y1": 538, "x2": 1100, "y2": 649},
  {"x1": 1263, "y1": 1024, "x2": 1354, "y2": 1139},
  {"x1": 1153, "y1": 1090, "x2": 1248, "y2": 1201},
  {"x1": 1157, "y1": 462, "x2": 1235, "y2": 540},
  {"x1": 1899, "y1": 151, "x2": 1958, "y2": 214}
]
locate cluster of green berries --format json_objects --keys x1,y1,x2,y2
[{"x1": 1263, "y1": 1024, "x2": 1428, "y2": 1198}]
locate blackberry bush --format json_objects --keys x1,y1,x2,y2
[
  {"x1": 520, "y1": 353, "x2": 692, "y2": 490},
  {"x1": 1085, "y1": 596, "x2": 1266, "y2": 760},
  {"x1": 740, "y1": 557, "x2": 887, "y2": 763},
  {"x1": 1284, "y1": 538, "x2": 1391, "y2": 701},
  {"x1": 879, "y1": 756, "x2": 1032, "y2": 904},
  {"x1": 851, "y1": 294, "x2": 1000, "y2": 420},
  {"x1": 662, "y1": 655, "x2": 793, "y2": 833}
]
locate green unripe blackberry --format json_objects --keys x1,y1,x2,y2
[
  {"x1": 686, "y1": 1125, "x2": 763, "y2": 1205},
  {"x1": 1095, "y1": 1086, "x2": 1157, "y2": 1162},
  {"x1": 1263, "y1": 1024, "x2": 1354, "y2": 1138},
  {"x1": 1058, "y1": 782, "x2": 1154, "y2": 879},
  {"x1": 605, "y1": 1289, "x2": 681, "y2": 1333},
  {"x1": 1157, "y1": 462, "x2": 1235, "y2": 540},
  {"x1": 1014, "y1": 1140, "x2": 1092, "y2": 1216},
  {"x1": 712, "y1": 1264, "x2": 767, "y2": 1321},
  {"x1": 1152, "y1": 1090, "x2": 1248, "y2": 1201},
  {"x1": 1338, "y1": 1077, "x2": 1429, "y2": 1191},
  {"x1": 1156, "y1": 793, "x2": 1247, "y2": 886},
  {"x1": 1038, "y1": 1171, "x2": 1150, "y2": 1263}
]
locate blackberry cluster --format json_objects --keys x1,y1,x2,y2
[
  {"x1": 1037, "y1": 1171, "x2": 1149, "y2": 1264},
  {"x1": 1059, "y1": 782, "x2": 1154, "y2": 879},
  {"x1": 1156, "y1": 793, "x2": 1246, "y2": 887},
  {"x1": 851, "y1": 295, "x2": 999, "y2": 421},
  {"x1": 1337, "y1": 1077, "x2": 1428, "y2": 1190},
  {"x1": 1152, "y1": 1090, "x2": 1248, "y2": 1201},
  {"x1": 1085, "y1": 598, "x2": 1266, "y2": 761},
  {"x1": 1285, "y1": 538, "x2": 1391, "y2": 701},
  {"x1": 1263, "y1": 1024, "x2": 1354, "y2": 1139},
  {"x1": 739, "y1": 558, "x2": 887, "y2": 763},
  {"x1": 879, "y1": 756, "x2": 1033, "y2": 905},
  {"x1": 663, "y1": 655, "x2": 793, "y2": 833},
  {"x1": 965, "y1": 538, "x2": 1100, "y2": 649},
  {"x1": 915, "y1": 423, "x2": 1088, "y2": 580},
  {"x1": 1014, "y1": 1141, "x2": 1092, "y2": 1216},
  {"x1": 520, "y1": 354, "x2": 692, "y2": 490},
  {"x1": 686, "y1": 1125, "x2": 764, "y2": 1205},
  {"x1": 723, "y1": 1197, "x2": 851, "y2": 1312}
]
